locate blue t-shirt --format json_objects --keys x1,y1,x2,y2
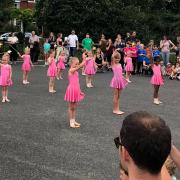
[
  {"x1": 153, "y1": 50, "x2": 160, "y2": 57},
  {"x1": 43, "y1": 43, "x2": 51, "y2": 53},
  {"x1": 144, "y1": 57, "x2": 151, "y2": 65},
  {"x1": 138, "y1": 49, "x2": 146, "y2": 62}
]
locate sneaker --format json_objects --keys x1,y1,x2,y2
[
  {"x1": 2, "y1": 98, "x2": 5, "y2": 103},
  {"x1": 153, "y1": 99, "x2": 160, "y2": 105},
  {"x1": 5, "y1": 98, "x2": 10, "y2": 102},
  {"x1": 23, "y1": 80, "x2": 26, "y2": 84}
]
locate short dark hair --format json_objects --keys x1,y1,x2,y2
[{"x1": 120, "y1": 111, "x2": 171, "y2": 175}]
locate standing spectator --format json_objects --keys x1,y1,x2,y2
[
  {"x1": 130, "y1": 31, "x2": 137, "y2": 43},
  {"x1": 43, "y1": 38, "x2": 51, "y2": 65},
  {"x1": 67, "y1": 30, "x2": 79, "y2": 57},
  {"x1": 48, "y1": 32, "x2": 56, "y2": 50},
  {"x1": 130, "y1": 42, "x2": 138, "y2": 74},
  {"x1": 106, "y1": 38, "x2": 114, "y2": 69},
  {"x1": 29, "y1": 31, "x2": 40, "y2": 64},
  {"x1": 82, "y1": 33, "x2": 94, "y2": 51},
  {"x1": 56, "y1": 33, "x2": 64, "y2": 60},
  {"x1": 114, "y1": 111, "x2": 172, "y2": 180},
  {"x1": 99, "y1": 34, "x2": 107, "y2": 56},
  {"x1": 176, "y1": 36, "x2": 180, "y2": 57},
  {"x1": 137, "y1": 44, "x2": 146, "y2": 74},
  {"x1": 125, "y1": 32, "x2": 131, "y2": 43},
  {"x1": 114, "y1": 34, "x2": 125, "y2": 69},
  {"x1": 8, "y1": 32, "x2": 18, "y2": 65},
  {"x1": 160, "y1": 35, "x2": 175, "y2": 66}
]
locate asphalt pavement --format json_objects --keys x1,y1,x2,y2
[{"x1": 0, "y1": 63, "x2": 179, "y2": 180}]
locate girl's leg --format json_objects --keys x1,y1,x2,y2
[
  {"x1": 71, "y1": 102, "x2": 80, "y2": 126},
  {"x1": 86, "y1": 75, "x2": 90, "y2": 87},
  {"x1": 89, "y1": 76, "x2": 93, "y2": 87},
  {"x1": 52, "y1": 77, "x2": 56, "y2": 92},
  {"x1": 49, "y1": 77, "x2": 53, "y2": 92},
  {"x1": 113, "y1": 89, "x2": 124, "y2": 115},
  {"x1": 126, "y1": 72, "x2": 131, "y2": 82},
  {"x1": 2, "y1": 87, "x2": 6, "y2": 102},
  {"x1": 23, "y1": 71, "x2": 26, "y2": 84},
  {"x1": 153, "y1": 85, "x2": 160, "y2": 104},
  {"x1": 5, "y1": 87, "x2": 10, "y2": 102},
  {"x1": 57, "y1": 69, "x2": 60, "y2": 80},
  {"x1": 26, "y1": 72, "x2": 29, "y2": 83},
  {"x1": 59, "y1": 70, "x2": 63, "y2": 79},
  {"x1": 68, "y1": 102, "x2": 80, "y2": 128}
]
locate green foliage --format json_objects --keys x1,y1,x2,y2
[
  {"x1": 0, "y1": 0, "x2": 14, "y2": 32},
  {"x1": 35, "y1": 0, "x2": 180, "y2": 42}
]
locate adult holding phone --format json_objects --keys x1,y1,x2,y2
[
  {"x1": 8, "y1": 32, "x2": 18, "y2": 65},
  {"x1": 160, "y1": 36, "x2": 175, "y2": 66},
  {"x1": 67, "y1": 30, "x2": 79, "y2": 57},
  {"x1": 29, "y1": 31, "x2": 40, "y2": 64}
]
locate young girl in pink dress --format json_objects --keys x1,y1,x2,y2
[
  {"x1": 151, "y1": 57, "x2": 164, "y2": 105},
  {"x1": 18, "y1": 48, "x2": 33, "y2": 84},
  {"x1": 124, "y1": 51, "x2": 133, "y2": 83},
  {"x1": 0, "y1": 53, "x2": 12, "y2": 102},
  {"x1": 47, "y1": 50, "x2": 57, "y2": 93},
  {"x1": 64, "y1": 57, "x2": 85, "y2": 128},
  {"x1": 81, "y1": 49, "x2": 87, "y2": 75},
  {"x1": 57, "y1": 50, "x2": 65, "y2": 80},
  {"x1": 84, "y1": 51, "x2": 97, "y2": 88},
  {"x1": 110, "y1": 52, "x2": 128, "y2": 115}
]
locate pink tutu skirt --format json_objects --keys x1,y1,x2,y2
[
  {"x1": 22, "y1": 63, "x2": 31, "y2": 72},
  {"x1": 150, "y1": 75, "x2": 164, "y2": 85},
  {"x1": 110, "y1": 77, "x2": 128, "y2": 89},
  {"x1": 47, "y1": 66, "x2": 57, "y2": 77},
  {"x1": 57, "y1": 61, "x2": 65, "y2": 70},
  {"x1": 0, "y1": 77, "x2": 13, "y2": 86},
  {"x1": 125, "y1": 64, "x2": 133, "y2": 72},
  {"x1": 64, "y1": 85, "x2": 84, "y2": 102},
  {"x1": 84, "y1": 67, "x2": 96, "y2": 75}
]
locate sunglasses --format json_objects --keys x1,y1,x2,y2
[{"x1": 114, "y1": 136, "x2": 123, "y2": 149}]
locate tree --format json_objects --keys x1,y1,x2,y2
[
  {"x1": 35, "y1": 0, "x2": 180, "y2": 42},
  {"x1": 0, "y1": 0, "x2": 14, "y2": 31},
  {"x1": 11, "y1": 8, "x2": 34, "y2": 32}
]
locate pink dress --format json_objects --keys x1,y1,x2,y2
[
  {"x1": 130, "y1": 47, "x2": 138, "y2": 58},
  {"x1": 47, "y1": 58, "x2": 57, "y2": 77},
  {"x1": 124, "y1": 47, "x2": 131, "y2": 56},
  {"x1": 125, "y1": 57, "x2": 133, "y2": 72},
  {"x1": 22, "y1": 55, "x2": 31, "y2": 72},
  {"x1": 151, "y1": 64, "x2": 164, "y2": 85},
  {"x1": 110, "y1": 64, "x2": 128, "y2": 89},
  {"x1": 64, "y1": 71, "x2": 84, "y2": 102},
  {"x1": 0, "y1": 64, "x2": 12, "y2": 86},
  {"x1": 57, "y1": 56, "x2": 65, "y2": 70},
  {"x1": 84, "y1": 58, "x2": 96, "y2": 75}
]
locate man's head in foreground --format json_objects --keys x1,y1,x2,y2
[{"x1": 115, "y1": 111, "x2": 171, "y2": 179}]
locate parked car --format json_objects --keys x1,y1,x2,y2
[{"x1": 0, "y1": 32, "x2": 41, "y2": 41}]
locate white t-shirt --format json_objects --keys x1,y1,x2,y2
[{"x1": 68, "y1": 34, "x2": 78, "y2": 47}]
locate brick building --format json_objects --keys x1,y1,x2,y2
[{"x1": 14, "y1": 0, "x2": 36, "y2": 10}]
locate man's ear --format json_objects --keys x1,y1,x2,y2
[{"x1": 121, "y1": 146, "x2": 131, "y2": 162}]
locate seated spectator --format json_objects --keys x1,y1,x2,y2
[
  {"x1": 166, "y1": 63, "x2": 173, "y2": 76},
  {"x1": 160, "y1": 61, "x2": 166, "y2": 76},
  {"x1": 114, "y1": 111, "x2": 172, "y2": 180},
  {"x1": 170, "y1": 145, "x2": 180, "y2": 170},
  {"x1": 165, "y1": 157, "x2": 177, "y2": 180},
  {"x1": 169, "y1": 62, "x2": 180, "y2": 80},
  {"x1": 95, "y1": 48, "x2": 106, "y2": 72},
  {"x1": 142, "y1": 56, "x2": 152, "y2": 75},
  {"x1": 153, "y1": 45, "x2": 161, "y2": 58},
  {"x1": 176, "y1": 56, "x2": 180, "y2": 64}
]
